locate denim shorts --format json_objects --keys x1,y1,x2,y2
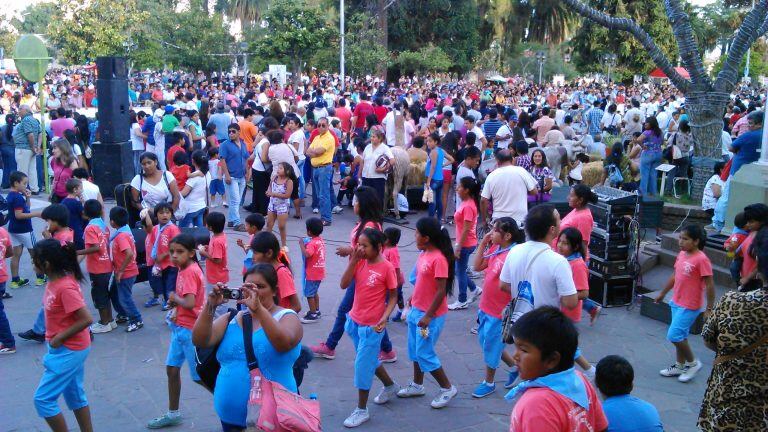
[
  {"x1": 34, "y1": 345, "x2": 90, "y2": 418},
  {"x1": 210, "y1": 178, "x2": 226, "y2": 196},
  {"x1": 345, "y1": 316, "x2": 385, "y2": 391},
  {"x1": 477, "y1": 310, "x2": 504, "y2": 369},
  {"x1": 303, "y1": 280, "x2": 321, "y2": 298},
  {"x1": 166, "y1": 322, "x2": 200, "y2": 381},
  {"x1": 667, "y1": 301, "x2": 701, "y2": 343},
  {"x1": 89, "y1": 272, "x2": 112, "y2": 310},
  {"x1": 406, "y1": 307, "x2": 445, "y2": 373}
]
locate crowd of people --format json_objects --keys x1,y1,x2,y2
[{"x1": 0, "y1": 68, "x2": 767, "y2": 431}]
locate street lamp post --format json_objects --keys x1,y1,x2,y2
[
  {"x1": 240, "y1": 42, "x2": 249, "y2": 82},
  {"x1": 603, "y1": 53, "x2": 617, "y2": 83},
  {"x1": 340, "y1": 0, "x2": 345, "y2": 92},
  {"x1": 536, "y1": 51, "x2": 546, "y2": 84}
]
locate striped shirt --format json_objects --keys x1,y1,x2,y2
[{"x1": 586, "y1": 108, "x2": 605, "y2": 135}]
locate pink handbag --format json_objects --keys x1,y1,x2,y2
[{"x1": 243, "y1": 313, "x2": 321, "y2": 432}]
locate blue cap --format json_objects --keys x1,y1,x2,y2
[{"x1": 165, "y1": 104, "x2": 176, "y2": 114}]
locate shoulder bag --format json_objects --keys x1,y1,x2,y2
[
  {"x1": 501, "y1": 247, "x2": 548, "y2": 344},
  {"x1": 195, "y1": 308, "x2": 238, "y2": 393},
  {"x1": 243, "y1": 312, "x2": 321, "y2": 432},
  {"x1": 713, "y1": 332, "x2": 768, "y2": 366}
]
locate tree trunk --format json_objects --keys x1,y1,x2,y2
[
  {"x1": 375, "y1": 0, "x2": 388, "y2": 78},
  {"x1": 685, "y1": 91, "x2": 729, "y2": 199}
]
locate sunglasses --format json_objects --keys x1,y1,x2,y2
[
  {"x1": 318, "y1": 124, "x2": 328, "y2": 128},
  {"x1": 228, "y1": 130, "x2": 238, "y2": 134}
]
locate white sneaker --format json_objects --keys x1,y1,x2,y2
[
  {"x1": 373, "y1": 384, "x2": 399, "y2": 405},
  {"x1": 468, "y1": 288, "x2": 482, "y2": 303},
  {"x1": 332, "y1": 206, "x2": 344, "y2": 214},
  {"x1": 448, "y1": 300, "x2": 470, "y2": 310},
  {"x1": 659, "y1": 363, "x2": 687, "y2": 377},
  {"x1": 312, "y1": 208, "x2": 319, "y2": 214},
  {"x1": 90, "y1": 321, "x2": 114, "y2": 334},
  {"x1": 430, "y1": 385, "x2": 458, "y2": 409},
  {"x1": 397, "y1": 382, "x2": 426, "y2": 398},
  {"x1": 109, "y1": 320, "x2": 117, "y2": 330},
  {"x1": 678, "y1": 360, "x2": 702, "y2": 383},
  {"x1": 343, "y1": 408, "x2": 370, "y2": 428}
]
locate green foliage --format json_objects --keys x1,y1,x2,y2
[
  {"x1": 0, "y1": 27, "x2": 17, "y2": 57},
  {"x1": 12, "y1": 3, "x2": 58, "y2": 34},
  {"x1": 711, "y1": 40, "x2": 768, "y2": 83},
  {"x1": 504, "y1": 43, "x2": 578, "y2": 82},
  {"x1": 149, "y1": 11, "x2": 234, "y2": 72},
  {"x1": 387, "y1": 0, "x2": 480, "y2": 73},
  {"x1": 342, "y1": 13, "x2": 390, "y2": 78},
  {"x1": 251, "y1": 0, "x2": 335, "y2": 84},
  {"x1": 569, "y1": 0, "x2": 679, "y2": 82},
  {"x1": 394, "y1": 45, "x2": 453, "y2": 75}
]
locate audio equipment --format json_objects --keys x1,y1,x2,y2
[
  {"x1": 96, "y1": 78, "x2": 130, "y2": 143},
  {"x1": 588, "y1": 270, "x2": 634, "y2": 307},
  {"x1": 592, "y1": 185, "x2": 637, "y2": 205},
  {"x1": 96, "y1": 56, "x2": 127, "y2": 79},
  {"x1": 92, "y1": 141, "x2": 133, "y2": 199}
]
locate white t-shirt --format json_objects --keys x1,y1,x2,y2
[
  {"x1": 130, "y1": 171, "x2": 176, "y2": 209},
  {"x1": 181, "y1": 172, "x2": 212, "y2": 213},
  {"x1": 130, "y1": 123, "x2": 144, "y2": 151},
  {"x1": 268, "y1": 143, "x2": 299, "y2": 179},
  {"x1": 480, "y1": 165, "x2": 537, "y2": 224},
  {"x1": 495, "y1": 123, "x2": 513, "y2": 149},
  {"x1": 362, "y1": 144, "x2": 394, "y2": 179},
  {"x1": 209, "y1": 158, "x2": 221, "y2": 180},
  {"x1": 455, "y1": 163, "x2": 476, "y2": 208},
  {"x1": 288, "y1": 129, "x2": 306, "y2": 161},
  {"x1": 721, "y1": 130, "x2": 733, "y2": 157},
  {"x1": 251, "y1": 139, "x2": 269, "y2": 172},
  {"x1": 81, "y1": 179, "x2": 101, "y2": 202},
  {"x1": 499, "y1": 241, "x2": 577, "y2": 309},
  {"x1": 467, "y1": 125, "x2": 485, "y2": 148},
  {"x1": 702, "y1": 174, "x2": 725, "y2": 211}
]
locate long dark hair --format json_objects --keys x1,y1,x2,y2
[
  {"x1": 354, "y1": 186, "x2": 383, "y2": 242},
  {"x1": 33, "y1": 239, "x2": 84, "y2": 281},
  {"x1": 558, "y1": 227, "x2": 586, "y2": 257},
  {"x1": 191, "y1": 150, "x2": 210, "y2": 175},
  {"x1": 415, "y1": 217, "x2": 455, "y2": 296},
  {"x1": 250, "y1": 231, "x2": 291, "y2": 270},
  {"x1": 646, "y1": 117, "x2": 662, "y2": 137},
  {"x1": 458, "y1": 176, "x2": 481, "y2": 209},
  {"x1": 681, "y1": 224, "x2": 707, "y2": 251}
]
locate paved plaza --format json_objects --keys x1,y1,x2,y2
[{"x1": 2, "y1": 201, "x2": 707, "y2": 432}]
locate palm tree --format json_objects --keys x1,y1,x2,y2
[
  {"x1": 527, "y1": 0, "x2": 579, "y2": 44},
  {"x1": 216, "y1": 0, "x2": 270, "y2": 25}
]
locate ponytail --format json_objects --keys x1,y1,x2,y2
[{"x1": 33, "y1": 239, "x2": 85, "y2": 282}]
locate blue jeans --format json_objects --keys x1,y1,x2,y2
[
  {"x1": 114, "y1": 276, "x2": 141, "y2": 324},
  {"x1": 225, "y1": 176, "x2": 247, "y2": 226},
  {"x1": 427, "y1": 179, "x2": 444, "y2": 220},
  {"x1": 456, "y1": 246, "x2": 477, "y2": 303},
  {"x1": 179, "y1": 207, "x2": 206, "y2": 228},
  {"x1": 296, "y1": 159, "x2": 306, "y2": 200},
  {"x1": 133, "y1": 150, "x2": 143, "y2": 176},
  {"x1": 639, "y1": 150, "x2": 662, "y2": 196},
  {"x1": 325, "y1": 281, "x2": 392, "y2": 352},
  {"x1": 34, "y1": 307, "x2": 46, "y2": 334},
  {"x1": 713, "y1": 178, "x2": 730, "y2": 231},
  {"x1": 0, "y1": 282, "x2": 14, "y2": 347},
  {"x1": 582, "y1": 298, "x2": 600, "y2": 313},
  {"x1": 1, "y1": 144, "x2": 17, "y2": 188},
  {"x1": 312, "y1": 165, "x2": 333, "y2": 223}
]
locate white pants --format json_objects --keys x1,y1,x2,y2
[{"x1": 15, "y1": 148, "x2": 38, "y2": 192}]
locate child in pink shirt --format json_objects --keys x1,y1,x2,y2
[
  {"x1": 339, "y1": 228, "x2": 398, "y2": 428},
  {"x1": 449, "y1": 177, "x2": 480, "y2": 310},
  {"x1": 507, "y1": 307, "x2": 608, "y2": 432},
  {"x1": 198, "y1": 212, "x2": 229, "y2": 286},
  {"x1": 654, "y1": 225, "x2": 714, "y2": 383},
  {"x1": 79, "y1": 199, "x2": 117, "y2": 334},
  {"x1": 41, "y1": 204, "x2": 74, "y2": 246},
  {"x1": 737, "y1": 204, "x2": 768, "y2": 291},
  {"x1": 724, "y1": 211, "x2": 747, "y2": 284},
  {"x1": 299, "y1": 218, "x2": 326, "y2": 323},
  {"x1": 383, "y1": 227, "x2": 405, "y2": 322},
  {"x1": 144, "y1": 203, "x2": 181, "y2": 310},
  {"x1": 471, "y1": 217, "x2": 524, "y2": 398}
]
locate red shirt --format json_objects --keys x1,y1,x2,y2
[
  {"x1": 175, "y1": 264, "x2": 205, "y2": 329},
  {"x1": 411, "y1": 249, "x2": 449, "y2": 317},
  {"x1": 0, "y1": 228, "x2": 11, "y2": 283},
  {"x1": 479, "y1": 245, "x2": 512, "y2": 319},
  {"x1": 350, "y1": 221, "x2": 382, "y2": 250},
  {"x1": 43, "y1": 275, "x2": 91, "y2": 350},
  {"x1": 510, "y1": 372, "x2": 608, "y2": 432},
  {"x1": 741, "y1": 231, "x2": 758, "y2": 278},
  {"x1": 149, "y1": 224, "x2": 181, "y2": 270},
  {"x1": 276, "y1": 264, "x2": 297, "y2": 309},
  {"x1": 336, "y1": 107, "x2": 353, "y2": 132},
  {"x1": 170, "y1": 164, "x2": 190, "y2": 191},
  {"x1": 454, "y1": 199, "x2": 478, "y2": 248},
  {"x1": 304, "y1": 236, "x2": 326, "y2": 281},
  {"x1": 166, "y1": 145, "x2": 186, "y2": 172},
  {"x1": 562, "y1": 258, "x2": 588, "y2": 322},
  {"x1": 373, "y1": 105, "x2": 388, "y2": 124},
  {"x1": 349, "y1": 259, "x2": 397, "y2": 326},
  {"x1": 52, "y1": 228, "x2": 74, "y2": 245},
  {"x1": 382, "y1": 246, "x2": 401, "y2": 270},
  {"x1": 353, "y1": 102, "x2": 374, "y2": 128},
  {"x1": 111, "y1": 232, "x2": 139, "y2": 279},
  {"x1": 555, "y1": 208, "x2": 593, "y2": 259},
  {"x1": 672, "y1": 250, "x2": 713, "y2": 310},
  {"x1": 84, "y1": 224, "x2": 112, "y2": 274},
  {"x1": 205, "y1": 233, "x2": 229, "y2": 284}
]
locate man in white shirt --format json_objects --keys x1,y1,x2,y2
[
  {"x1": 623, "y1": 99, "x2": 645, "y2": 126},
  {"x1": 499, "y1": 204, "x2": 578, "y2": 310},
  {"x1": 480, "y1": 150, "x2": 537, "y2": 228},
  {"x1": 382, "y1": 102, "x2": 412, "y2": 147},
  {"x1": 464, "y1": 116, "x2": 487, "y2": 150}
]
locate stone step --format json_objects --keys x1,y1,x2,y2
[
  {"x1": 644, "y1": 244, "x2": 736, "y2": 289},
  {"x1": 660, "y1": 233, "x2": 731, "y2": 269},
  {"x1": 640, "y1": 291, "x2": 705, "y2": 335}
]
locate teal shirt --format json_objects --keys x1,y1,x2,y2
[{"x1": 13, "y1": 113, "x2": 40, "y2": 150}]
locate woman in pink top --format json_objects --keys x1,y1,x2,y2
[
  {"x1": 449, "y1": 177, "x2": 481, "y2": 310},
  {"x1": 50, "y1": 138, "x2": 78, "y2": 203},
  {"x1": 398, "y1": 217, "x2": 458, "y2": 408}
]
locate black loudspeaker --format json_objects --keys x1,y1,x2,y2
[
  {"x1": 96, "y1": 56, "x2": 127, "y2": 79},
  {"x1": 92, "y1": 141, "x2": 134, "y2": 199},
  {"x1": 96, "y1": 79, "x2": 130, "y2": 143}
]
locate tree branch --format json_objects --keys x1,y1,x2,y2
[
  {"x1": 715, "y1": 0, "x2": 768, "y2": 92},
  {"x1": 561, "y1": 0, "x2": 690, "y2": 93},
  {"x1": 664, "y1": 0, "x2": 711, "y2": 89}
]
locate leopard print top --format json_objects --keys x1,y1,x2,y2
[{"x1": 698, "y1": 288, "x2": 768, "y2": 432}]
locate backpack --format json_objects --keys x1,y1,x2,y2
[{"x1": 606, "y1": 163, "x2": 624, "y2": 186}]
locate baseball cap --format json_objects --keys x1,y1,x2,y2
[{"x1": 164, "y1": 104, "x2": 176, "y2": 114}]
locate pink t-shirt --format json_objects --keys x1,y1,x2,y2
[
  {"x1": 510, "y1": 372, "x2": 608, "y2": 432},
  {"x1": 0, "y1": 228, "x2": 11, "y2": 283},
  {"x1": 672, "y1": 250, "x2": 713, "y2": 311},
  {"x1": 350, "y1": 221, "x2": 382, "y2": 250},
  {"x1": 741, "y1": 232, "x2": 757, "y2": 279},
  {"x1": 304, "y1": 236, "x2": 326, "y2": 281},
  {"x1": 111, "y1": 232, "x2": 139, "y2": 279},
  {"x1": 411, "y1": 249, "x2": 449, "y2": 317},
  {"x1": 479, "y1": 245, "x2": 512, "y2": 319},
  {"x1": 51, "y1": 159, "x2": 73, "y2": 199},
  {"x1": 563, "y1": 258, "x2": 589, "y2": 322},
  {"x1": 149, "y1": 224, "x2": 181, "y2": 270},
  {"x1": 43, "y1": 275, "x2": 91, "y2": 351},
  {"x1": 52, "y1": 227, "x2": 74, "y2": 245},
  {"x1": 554, "y1": 208, "x2": 593, "y2": 259},
  {"x1": 50, "y1": 117, "x2": 75, "y2": 139},
  {"x1": 349, "y1": 259, "x2": 397, "y2": 326},
  {"x1": 276, "y1": 264, "x2": 297, "y2": 309},
  {"x1": 205, "y1": 233, "x2": 229, "y2": 284},
  {"x1": 175, "y1": 264, "x2": 205, "y2": 330},
  {"x1": 454, "y1": 199, "x2": 478, "y2": 248},
  {"x1": 382, "y1": 246, "x2": 401, "y2": 270},
  {"x1": 84, "y1": 224, "x2": 112, "y2": 275}
]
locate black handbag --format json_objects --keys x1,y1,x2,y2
[{"x1": 195, "y1": 308, "x2": 238, "y2": 393}]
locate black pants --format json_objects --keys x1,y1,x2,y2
[
  {"x1": 250, "y1": 169, "x2": 270, "y2": 215},
  {"x1": 362, "y1": 177, "x2": 386, "y2": 211}
]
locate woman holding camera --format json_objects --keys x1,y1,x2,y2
[{"x1": 192, "y1": 263, "x2": 303, "y2": 432}]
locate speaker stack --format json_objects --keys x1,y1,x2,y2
[
  {"x1": 587, "y1": 186, "x2": 638, "y2": 307},
  {"x1": 92, "y1": 56, "x2": 133, "y2": 199}
]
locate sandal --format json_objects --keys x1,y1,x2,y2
[{"x1": 293, "y1": 214, "x2": 303, "y2": 219}]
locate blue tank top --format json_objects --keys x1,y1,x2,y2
[
  {"x1": 425, "y1": 147, "x2": 445, "y2": 181},
  {"x1": 214, "y1": 309, "x2": 301, "y2": 426}
]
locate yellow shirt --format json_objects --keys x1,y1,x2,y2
[{"x1": 309, "y1": 132, "x2": 335, "y2": 167}]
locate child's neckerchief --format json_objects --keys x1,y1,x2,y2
[
  {"x1": 87, "y1": 218, "x2": 108, "y2": 234},
  {"x1": 732, "y1": 227, "x2": 748, "y2": 236},
  {"x1": 483, "y1": 243, "x2": 516, "y2": 259},
  {"x1": 151, "y1": 222, "x2": 173, "y2": 261},
  {"x1": 109, "y1": 225, "x2": 133, "y2": 243},
  {"x1": 566, "y1": 252, "x2": 583, "y2": 262},
  {"x1": 504, "y1": 367, "x2": 589, "y2": 410}
]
